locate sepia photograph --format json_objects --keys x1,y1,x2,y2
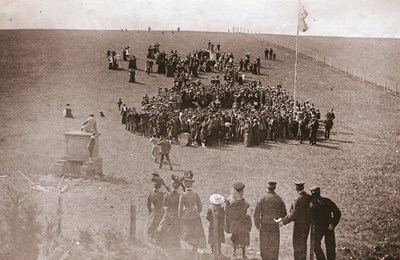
[{"x1": 0, "y1": 0, "x2": 399, "y2": 259}]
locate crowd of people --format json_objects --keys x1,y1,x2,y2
[{"x1": 147, "y1": 172, "x2": 341, "y2": 260}]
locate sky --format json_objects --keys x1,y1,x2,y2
[{"x1": 0, "y1": 0, "x2": 399, "y2": 38}]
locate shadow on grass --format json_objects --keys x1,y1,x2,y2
[
  {"x1": 99, "y1": 175, "x2": 131, "y2": 185},
  {"x1": 315, "y1": 143, "x2": 341, "y2": 150},
  {"x1": 131, "y1": 81, "x2": 146, "y2": 85}
]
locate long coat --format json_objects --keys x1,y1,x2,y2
[
  {"x1": 282, "y1": 191, "x2": 312, "y2": 260},
  {"x1": 225, "y1": 197, "x2": 251, "y2": 246},
  {"x1": 156, "y1": 190, "x2": 181, "y2": 248},
  {"x1": 254, "y1": 190, "x2": 287, "y2": 260}
]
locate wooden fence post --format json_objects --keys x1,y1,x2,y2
[
  {"x1": 57, "y1": 196, "x2": 63, "y2": 237},
  {"x1": 384, "y1": 80, "x2": 386, "y2": 90},
  {"x1": 129, "y1": 205, "x2": 136, "y2": 241}
]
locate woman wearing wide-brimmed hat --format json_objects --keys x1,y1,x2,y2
[
  {"x1": 178, "y1": 174, "x2": 206, "y2": 251},
  {"x1": 206, "y1": 193, "x2": 226, "y2": 254}
]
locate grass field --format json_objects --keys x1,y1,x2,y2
[{"x1": 0, "y1": 30, "x2": 399, "y2": 259}]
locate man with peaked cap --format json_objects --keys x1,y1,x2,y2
[
  {"x1": 225, "y1": 182, "x2": 251, "y2": 258},
  {"x1": 281, "y1": 182, "x2": 312, "y2": 260},
  {"x1": 254, "y1": 181, "x2": 287, "y2": 260},
  {"x1": 309, "y1": 186, "x2": 341, "y2": 260}
]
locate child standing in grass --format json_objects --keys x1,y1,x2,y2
[{"x1": 207, "y1": 193, "x2": 226, "y2": 254}]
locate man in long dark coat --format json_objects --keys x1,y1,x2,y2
[
  {"x1": 282, "y1": 182, "x2": 312, "y2": 260},
  {"x1": 310, "y1": 187, "x2": 341, "y2": 260},
  {"x1": 254, "y1": 182, "x2": 287, "y2": 260}
]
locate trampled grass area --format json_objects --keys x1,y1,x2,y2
[{"x1": 0, "y1": 30, "x2": 399, "y2": 259}]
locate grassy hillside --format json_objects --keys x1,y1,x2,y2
[{"x1": 0, "y1": 30, "x2": 399, "y2": 259}]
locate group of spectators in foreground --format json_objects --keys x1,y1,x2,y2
[{"x1": 147, "y1": 172, "x2": 341, "y2": 260}]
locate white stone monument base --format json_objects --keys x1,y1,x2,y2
[{"x1": 55, "y1": 131, "x2": 103, "y2": 178}]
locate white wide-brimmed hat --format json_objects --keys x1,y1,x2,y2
[{"x1": 209, "y1": 194, "x2": 225, "y2": 205}]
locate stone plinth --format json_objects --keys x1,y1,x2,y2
[{"x1": 55, "y1": 131, "x2": 103, "y2": 178}]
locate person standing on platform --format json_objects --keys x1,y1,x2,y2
[
  {"x1": 81, "y1": 114, "x2": 98, "y2": 133},
  {"x1": 254, "y1": 181, "x2": 287, "y2": 260},
  {"x1": 281, "y1": 182, "x2": 312, "y2": 260}
]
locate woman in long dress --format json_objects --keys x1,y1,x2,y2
[
  {"x1": 147, "y1": 177, "x2": 169, "y2": 242},
  {"x1": 178, "y1": 176, "x2": 206, "y2": 251},
  {"x1": 156, "y1": 175, "x2": 182, "y2": 248},
  {"x1": 225, "y1": 182, "x2": 252, "y2": 258}
]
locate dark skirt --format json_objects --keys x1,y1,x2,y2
[
  {"x1": 147, "y1": 208, "x2": 165, "y2": 239},
  {"x1": 156, "y1": 210, "x2": 181, "y2": 248},
  {"x1": 181, "y1": 217, "x2": 206, "y2": 248}
]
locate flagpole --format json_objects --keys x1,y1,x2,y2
[{"x1": 293, "y1": 0, "x2": 301, "y2": 114}]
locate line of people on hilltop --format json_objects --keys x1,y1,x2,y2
[
  {"x1": 264, "y1": 48, "x2": 276, "y2": 60},
  {"x1": 147, "y1": 172, "x2": 341, "y2": 260}
]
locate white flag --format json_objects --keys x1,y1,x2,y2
[{"x1": 298, "y1": 5, "x2": 309, "y2": 32}]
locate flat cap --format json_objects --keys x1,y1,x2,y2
[
  {"x1": 310, "y1": 186, "x2": 320, "y2": 192},
  {"x1": 233, "y1": 182, "x2": 245, "y2": 191}
]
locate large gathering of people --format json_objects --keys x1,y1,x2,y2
[
  {"x1": 115, "y1": 42, "x2": 333, "y2": 148},
  {"x1": 147, "y1": 172, "x2": 341, "y2": 260}
]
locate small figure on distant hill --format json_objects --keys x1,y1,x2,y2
[
  {"x1": 129, "y1": 69, "x2": 136, "y2": 83},
  {"x1": 129, "y1": 55, "x2": 137, "y2": 70},
  {"x1": 177, "y1": 27, "x2": 180, "y2": 32},
  {"x1": 217, "y1": 42, "x2": 221, "y2": 52},
  {"x1": 269, "y1": 48, "x2": 273, "y2": 60},
  {"x1": 324, "y1": 115, "x2": 334, "y2": 140},
  {"x1": 81, "y1": 114, "x2": 98, "y2": 133},
  {"x1": 273, "y1": 53, "x2": 276, "y2": 60},
  {"x1": 309, "y1": 186, "x2": 341, "y2": 260},
  {"x1": 63, "y1": 104, "x2": 73, "y2": 118},
  {"x1": 87, "y1": 133, "x2": 96, "y2": 163},
  {"x1": 117, "y1": 98, "x2": 122, "y2": 111},
  {"x1": 207, "y1": 193, "x2": 225, "y2": 254},
  {"x1": 100, "y1": 111, "x2": 105, "y2": 118},
  {"x1": 265, "y1": 48, "x2": 269, "y2": 59},
  {"x1": 309, "y1": 114, "x2": 319, "y2": 145},
  {"x1": 148, "y1": 26, "x2": 151, "y2": 32}
]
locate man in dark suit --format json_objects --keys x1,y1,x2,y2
[
  {"x1": 282, "y1": 182, "x2": 312, "y2": 260},
  {"x1": 254, "y1": 181, "x2": 287, "y2": 260},
  {"x1": 309, "y1": 187, "x2": 341, "y2": 260},
  {"x1": 264, "y1": 48, "x2": 269, "y2": 59}
]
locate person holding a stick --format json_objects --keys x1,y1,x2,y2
[
  {"x1": 206, "y1": 193, "x2": 225, "y2": 254},
  {"x1": 280, "y1": 182, "x2": 312, "y2": 260},
  {"x1": 309, "y1": 186, "x2": 341, "y2": 260}
]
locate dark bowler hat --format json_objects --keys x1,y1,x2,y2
[
  {"x1": 233, "y1": 182, "x2": 245, "y2": 191},
  {"x1": 295, "y1": 182, "x2": 305, "y2": 187},
  {"x1": 310, "y1": 186, "x2": 320, "y2": 192},
  {"x1": 268, "y1": 181, "x2": 277, "y2": 185}
]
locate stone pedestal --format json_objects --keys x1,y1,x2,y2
[{"x1": 55, "y1": 131, "x2": 103, "y2": 178}]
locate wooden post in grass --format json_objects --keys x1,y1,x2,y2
[
  {"x1": 129, "y1": 205, "x2": 136, "y2": 241},
  {"x1": 57, "y1": 195, "x2": 63, "y2": 237},
  {"x1": 384, "y1": 80, "x2": 387, "y2": 90}
]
